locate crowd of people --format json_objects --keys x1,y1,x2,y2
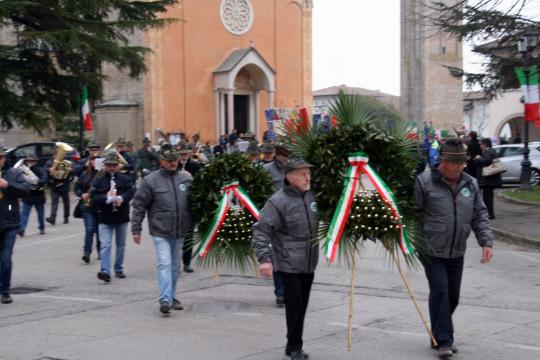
[{"x1": 0, "y1": 130, "x2": 497, "y2": 360}]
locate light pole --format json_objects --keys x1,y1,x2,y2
[{"x1": 518, "y1": 28, "x2": 539, "y2": 190}]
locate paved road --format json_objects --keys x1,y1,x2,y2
[{"x1": 1, "y1": 210, "x2": 540, "y2": 360}]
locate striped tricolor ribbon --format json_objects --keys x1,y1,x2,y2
[
  {"x1": 324, "y1": 152, "x2": 414, "y2": 262},
  {"x1": 196, "y1": 181, "x2": 260, "y2": 258}
]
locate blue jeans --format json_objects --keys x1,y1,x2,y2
[
  {"x1": 20, "y1": 202, "x2": 45, "y2": 232},
  {"x1": 152, "y1": 236, "x2": 183, "y2": 304},
  {"x1": 0, "y1": 228, "x2": 18, "y2": 295},
  {"x1": 421, "y1": 256, "x2": 464, "y2": 349},
  {"x1": 98, "y1": 223, "x2": 128, "y2": 275},
  {"x1": 82, "y1": 211, "x2": 100, "y2": 256}
]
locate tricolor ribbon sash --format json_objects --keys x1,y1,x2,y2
[
  {"x1": 196, "y1": 181, "x2": 260, "y2": 258},
  {"x1": 324, "y1": 152, "x2": 414, "y2": 262}
]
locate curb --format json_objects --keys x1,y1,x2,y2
[
  {"x1": 493, "y1": 227, "x2": 540, "y2": 250},
  {"x1": 497, "y1": 190, "x2": 540, "y2": 208}
]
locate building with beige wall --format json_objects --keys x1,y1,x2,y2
[{"x1": 97, "y1": 0, "x2": 313, "y2": 146}]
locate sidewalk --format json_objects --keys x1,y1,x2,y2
[{"x1": 492, "y1": 189, "x2": 540, "y2": 249}]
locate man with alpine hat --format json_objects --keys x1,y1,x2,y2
[
  {"x1": 91, "y1": 152, "x2": 135, "y2": 283},
  {"x1": 415, "y1": 138, "x2": 494, "y2": 359},
  {"x1": 259, "y1": 142, "x2": 275, "y2": 165},
  {"x1": 74, "y1": 140, "x2": 101, "y2": 177},
  {"x1": 131, "y1": 144, "x2": 193, "y2": 315},
  {"x1": 19, "y1": 154, "x2": 48, "y2": 236},
  {"x1": 252, "y1": 157, "x2": 319, "y2": 360}
]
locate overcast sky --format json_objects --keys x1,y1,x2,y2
[{"x1": 312, "y1": 0, "x2": 539, "y2": 95}]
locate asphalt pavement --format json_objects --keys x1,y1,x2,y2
[{"x1": 1, "y1": 206, "x2": 540, "y2": 360}]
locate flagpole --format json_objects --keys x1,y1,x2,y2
[{"x1": 79, "y1": 84, "x2": 84, "y2": 155}]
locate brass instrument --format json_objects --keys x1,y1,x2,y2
[
  {"x1": 14, "y1": 159, "x2": 39, "y2": 189},
  {"x1": 52, "y1": 142, "x2": 73, "y2": 181}
]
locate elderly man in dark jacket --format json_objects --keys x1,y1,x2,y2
[
  {"x1": 91, "y1": 153, "x2": 135, "y2": 283},
  {"x1": 18, "y1": 154, "x2": 48, "y2": 236},
  {"x1": 415, "y1": 138, "x2": 494, "y2": 359},
  {"x1": 0, "y1": 147, "x2": 30, "y2": 304},
  {"x1": 131, "y1": 144, "x2": 193, "y2": 315},
  {"x1": 253, "y1": 157, "x2": 318, "y2": 360}
]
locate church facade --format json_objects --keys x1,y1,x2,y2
[{"x1": 96, "y1": 0, "x2": 313, "y2": 145}]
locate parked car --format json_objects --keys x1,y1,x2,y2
[
  {"x1": 493, "y1": 142, "x2": 540, "y2": 186},
  {"x1": 5, "y1": 142, "x2": 80, "y2": 169}
]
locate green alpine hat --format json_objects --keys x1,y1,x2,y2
[
  {"x1": 247, "y1": 142, "x2": 260, "y2": 155},
  {"x1": 175, "y1": 141, "x2": 192, "y2": 155},
  {"x1": 439, "y1": 138, "x2": 469, "y2": 163},
  {"x1": 159, "y1": 144, "x2": 180, "y2": 160},
  {"x1": 283, "y1": 157, "x2": 314, "y2": 174},
  {"x1": 261, "y1": 142, "x2": 275, "y2": 153},
  {"x1": 103, "y1": 152, "x2": 120, "y2": 165},
  {"x1": 87, "y1": 140, "x2": 101, "y2": 149}
]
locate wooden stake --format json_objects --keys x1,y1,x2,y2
[
  {"x1": 214, "y1": 257, "x2": 221, "y2": 282},
  {"x1": 348, "y1": 250, "x2": 357, "y2": 352},
  {"x1": 391, "y1": 250, "x2": 438, "y2": 348}
]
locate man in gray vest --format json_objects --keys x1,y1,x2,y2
[
  {"x1": 253, "y1": 157, "x2": 319, "y2": 360},
  {"x1": 415, "y1": 138, "x2": 494, "y2": 359},
  {"x1": 131, "y1": 144, "x2": 193, "y2": 315}
]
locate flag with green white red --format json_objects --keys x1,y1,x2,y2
[
  {"x1": 82, "y1": 86, "x2": 93, "y2": 131},
  {"x1": 515, "y1": 66, "x2": 540, "y2": 123}
]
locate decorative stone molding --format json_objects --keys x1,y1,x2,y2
[{"x1": 220, "y1": 0, "x2": 254, "y2": 36}]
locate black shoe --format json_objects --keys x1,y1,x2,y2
[
  {"x1": 63, "y1": 218, "x2": 69, "y2": 224},
  {"x1": 160, "y1": 301, "x2": 171, "y2": 315},
  {"x1": 290, "y1": 351, "x2": 306, "y2": 360},
  {"x1": 438, "y1": 347, "x2": 453, "y2": 359},
  {"x1": 276, "y1": 295, "x2": 285, "y2": 307},
  {"x1": 172, "y1": 298, "x2": 184, "y2": 310},
  {"x1": 39, "y1": 229, "x2": 45, "y2": 235},
  {"x1": 17, "y1": 230, "x2": 24, "y2": 237},
  {"x1": 286, "y1": 350, "x2": 309, "y2": 359},
  {"x1": 1, "y1": 294, "x2": 13, "y2": 304},
  {"x1": 82, "y1": 255, "x2": 90, "y2": 264},
  {"x1": 46, "y1": 217, "x2": 55, "y2": 226},
  {"x1": 183, "y1": 265, "x2": 194, "y2": 273},
  {"x1": 115, "y1": 272, "x2": 126, "y2": 279},
  {"x1": 97, "y1": 271, "x2": 111, "y2": 283}
]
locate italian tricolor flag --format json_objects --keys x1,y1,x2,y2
[
  {"x1": 515, "y1": 66, "x2": 540, "y2": 124},
  {"x1": 82, "y1": 86, "x2": 93, "y2": 131}
]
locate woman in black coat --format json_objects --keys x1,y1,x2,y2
[
  {"x1": 474, "y1": 138, "x2": 502, "y2": 219},
  {"x1": 75, "y1": 156, "x2": 102, "y2": 264}
]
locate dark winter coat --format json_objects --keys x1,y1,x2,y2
[
  {"x1": 131, "y1": 168, "x2": 193, "y2": 239},
  {"x1": 263, "y1": 161, "x2": 285, "y2": 190},
  {"x1": 474, "y1": 148, "x2": 502, "y2": 188},
  {"x1": 75, "y1": 169, "x2": 101, "y2": 213},
  {"x1": 0, "y1": 167, "x2": 30, "y2": 230},
  {"x1": 466, "y1": 139, "x2": 482, "y2": 178},
  {"x1": 414, "y1": 169, "x2": 494, "y2": 259},
  {"x1": 181, "y1": 159, "x2": 200, "y2": 177},
  {"x1": 90, "y1": 172, "x2": 135, "y2": 225},
  {"x1": 22, "y1": 165, "x2": 47, "y2": 205},
  {"x1": 252, "y1": 185, "x2": 319, "y2": 274},
  {"x1": 137, "y1": 146, "x2": 159, "y2": 173}
]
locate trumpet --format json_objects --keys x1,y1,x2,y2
[
  {"x1": 14, "y1": 159, "x2": 39, "y2": 189},
  {"x1": 104, "y1": 142, "x2": 128, "y2": 166}
]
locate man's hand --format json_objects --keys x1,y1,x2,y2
[
  {"x1": 481, "y1": 246, "x2": 493, "y2": 264},
  {"x1": 113, "y1": 197, "x2": 123, "y2": 208},
  {"x1": 81, "y1": 193, "x2": 90, "y2": 202},
  {"x1": 259, "y1": 262, "x2": 273, "y2": 277},
  {"x1": 0, "y1": 179, "x2": 8, "y2": 189},
  {"x1": 133, "y1": 234, "x2": 142, "y2": 245}
]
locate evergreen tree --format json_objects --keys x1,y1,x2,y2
[
  {"x1": 422, "y1": 1, "x2": 540, "y2": 98},
  {"x1": 0, "y1": 0, "x2": 177, "y2": 130}
]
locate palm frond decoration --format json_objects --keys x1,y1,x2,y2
[
  {"x1": 189, "y1": 153, "x2": 274, "y2": 272},
  {"x1": 281, "y1": 92, "x2": 426, "y2": 267}
]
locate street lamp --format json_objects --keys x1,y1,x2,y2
[{"x1": 517, "y1": 28, "x2": 539, "y2": 190}]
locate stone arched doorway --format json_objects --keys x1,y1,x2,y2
[
  {"x1": 497, "y1": 115, "x2": 540, "y2": 143},
  {"x1": 214, "y1": 47, "x2": 276, "y2": 138}
]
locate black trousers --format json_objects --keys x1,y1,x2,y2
[
  {"x1": 421, "y1": 256, "x2": 464, "y2": 349},
  {"x1": 482, "y1": 186, "x2": 495, "y2": 218},
  {"x1": 50, "y1": 187, "x2": 70, "y2": 221},
  {"x1": 278, "y1": 272, "x2": 314, "y2": 353},
  {"x1": 182, "y1": 242, "x2": 192, "y2": 267}
]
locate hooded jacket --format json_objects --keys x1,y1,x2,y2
[{"x1": 0, "y1": 167, "x2": 30, "y2": 230}]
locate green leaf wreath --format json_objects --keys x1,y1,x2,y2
[
  {"x1": 282, "y1": 91, "x2": 426, "y2": 265},
  {"x1": 189, "y1": 152, "x2": 274, "y2": 272}
]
